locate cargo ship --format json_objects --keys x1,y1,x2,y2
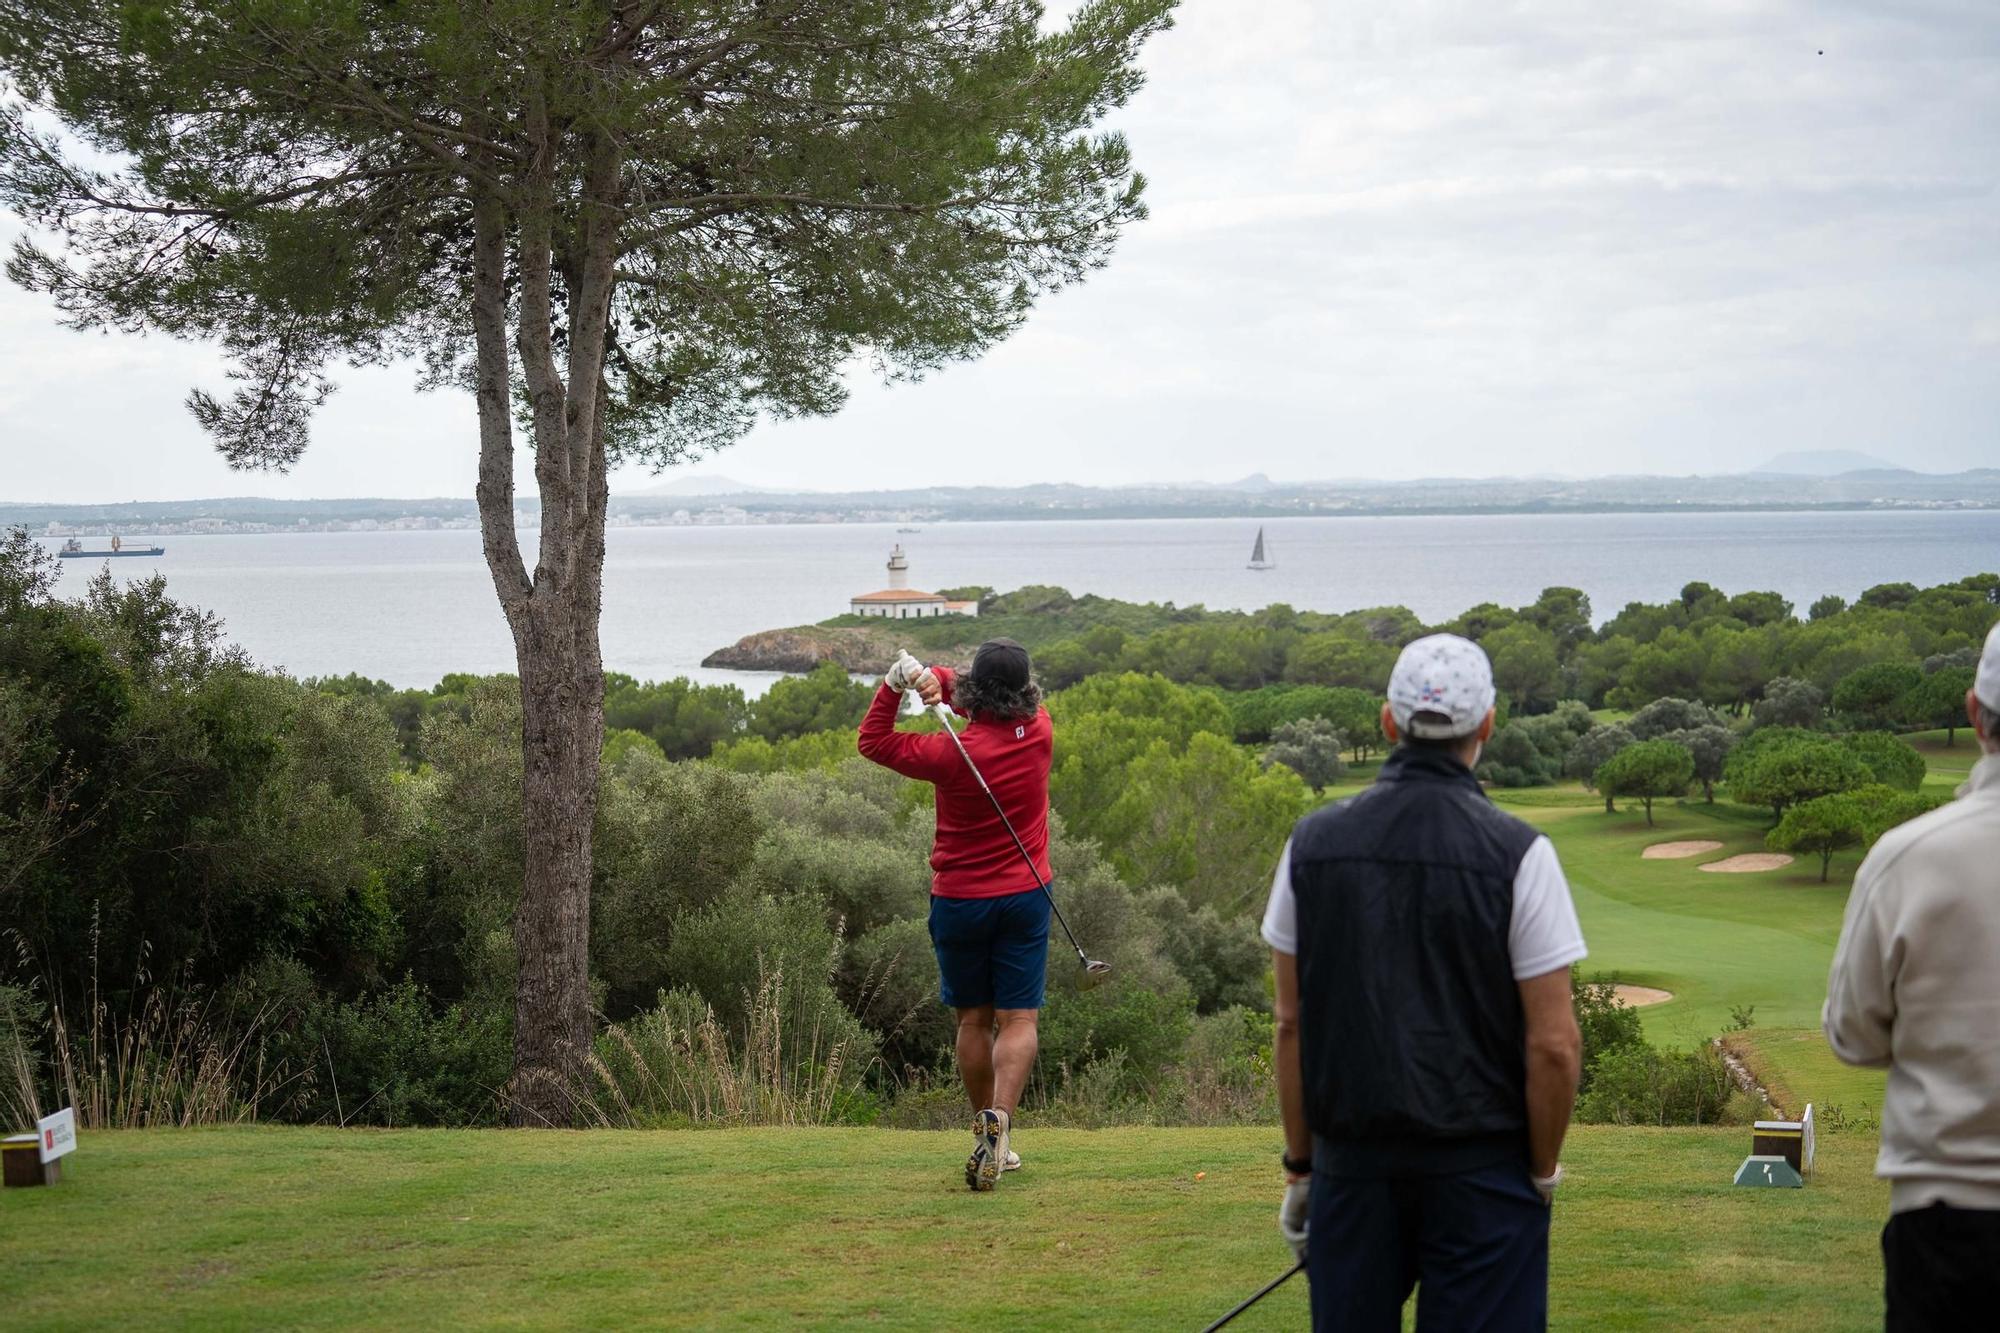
[{"x1": 57, "y1": 536, "x2": 166, "y2": 559}]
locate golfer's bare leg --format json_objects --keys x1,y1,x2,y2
[
  {"x1": 991, "y1": 1009, "x2": 1040, "y2": 1118},
  {"x1": 955, "y1": 1005, "x2": 996, "y2": 1111}
]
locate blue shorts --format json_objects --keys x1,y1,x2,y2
[{"x1": 928, "y1": 888, "x2": 1052, "y2": 1011}]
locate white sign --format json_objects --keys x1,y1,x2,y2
[{"x1": 37, "y1": 1106, "x2": 76, "y2": 1164}]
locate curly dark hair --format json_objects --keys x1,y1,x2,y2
[{"x1": 953, "y1": 670, "x2": 1043, "y2": 722}]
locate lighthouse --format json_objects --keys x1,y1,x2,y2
[{"x1": 847, "y1": 545, "x2": 980, "y2": 620}]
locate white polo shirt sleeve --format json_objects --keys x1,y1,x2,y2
[
  {"x1": 1259, "y1": 834, "x2": 1586, "y2": 979},
  {"x1": 1508, "y1": 836, "x2": 1588, "y2": 980},
  {"x1": 1261, "y1": 839, "x2": 1297, "y2": 954}
]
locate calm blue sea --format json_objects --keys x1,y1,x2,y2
[{"x1": 38, "y1": 510, "x2": 2000, "y2": 692}]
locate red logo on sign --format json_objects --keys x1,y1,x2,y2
[{"x1": 44, "y1": 1130, "x2": 53, "y2": 1149}]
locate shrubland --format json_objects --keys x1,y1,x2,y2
[{"x1": 3, "y1": 526, "x2": 1991, "y2": 1131}]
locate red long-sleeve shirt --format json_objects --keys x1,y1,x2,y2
[{"x1": 855, "y1": 665, "x2": 1054, "y2": 899}]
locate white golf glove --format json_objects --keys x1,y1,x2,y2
[
  {"x1": 1279, "y1": 1177, "x2": 1310, "y2": 1262},
  {"x1": 1532, "y1": 1162, "x2": 1563, "y2": 1205},
  {"x1": 884, "y1": 650, "x2": 934, "y2": 696}
]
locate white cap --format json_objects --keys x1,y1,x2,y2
[
  {"x1": 1388, "y1": 634, "x2": 1498, "y2": 739},
  {"x1": 1977, "y1": 620, "x2": 2000, "y2": 712}
]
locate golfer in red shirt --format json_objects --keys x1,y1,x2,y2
[{"x1": 857, "y1": 638, "x2": 1052, "y2": 1191}]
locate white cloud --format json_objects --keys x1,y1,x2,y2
[{"x1": 1, "y1": 0, "x2": 1995, "y2": 500}]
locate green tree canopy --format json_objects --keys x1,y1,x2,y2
[
  {"x1": 1484, "y1": 622, "x2": 1562, "y2": 715},
  {"x1": 1263, "y1": 716, "x2": 1346, "y2": 794},
  {"x1": 1594, "y1": 739, "x2": 1694, "y2": 827},
  {"x1": 747, "y1": 664, "x2": 872, "y2": 742},
  {"x1": 1754, "y1": 676, "x2": 1826, "y2": 730},
  {"x1": 1524, "y1": 586, "x2": 1593, "y2": 656},
  {"x1": 1900, "y1": 667, "x2": 1977, "y2": 746},
  {"x1": 1840, "y1": 731, "x2": 1927, "y2": 793},
  {"x1": 1832, "y1": 662, "x2": 1924, "y2": 730},
  {"x1": 1627, "y1": 697, "x2": 1727, "y2": 740},
  {"x1": 604, "y1": 674, "x2": 747, "y2": 761},
  {"x1": 1766, "y1": 792, "x2": 1865, "y2": 881},
  {"x1": 1566, "y1": 722, "x2": 1633, "y2": 811},
  {"x1": 1661, "y1": 724, "x2": 1737, "y2": 803},
  {"x1": 1282, "y1": 634, "x2": 1397, "y2": 691},
  {"x1": 1098, "y1": 732, "x2": 1308, "y2": 913},
  {"x1": 1724, "y1": 732, "x2": 1872, "y2": 821},
  {"x1": 1049, "y1": 672, "x2": 1234, "y2": 846}
]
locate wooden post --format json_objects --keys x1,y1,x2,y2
[{"x1": 2, "y1": 1133, "x2": 55, "y2": 1187}]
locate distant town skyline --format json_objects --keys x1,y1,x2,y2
[{"x1": 3, "y1": 1, "x2": 1996, "y2": 503}]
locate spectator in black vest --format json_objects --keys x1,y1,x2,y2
[{"x1": 1261, "y1": 633, "x2": 1586, "y2": 1331}]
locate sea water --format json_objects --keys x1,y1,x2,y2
[{"x1": 39, "y1": 509, "x2": 2000, "y2": 691}]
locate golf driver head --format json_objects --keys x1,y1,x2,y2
[{"x1": 1080, "y1": 959, "x2": 1112, "y2": 989}]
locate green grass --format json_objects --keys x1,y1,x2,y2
[
  {"x1": 0, "y1": 1124, "x2": 1889, "y2": 1331},
  {"x1": 1489, "y1": 783, "x2": 1888, "y2": 1113},
  {"x1": 14, "y1": 743, "x2": 1965, "y2": 1327}
]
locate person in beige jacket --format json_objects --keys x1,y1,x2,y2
[{"x1": 1825, "y1": 618, "x2": 2000, "y2": 1332}]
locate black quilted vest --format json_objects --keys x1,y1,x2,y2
[{"x1": 1290, "y1": 746, "x2": 1542, "y2": 1176}]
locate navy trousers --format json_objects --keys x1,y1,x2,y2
[
  {"x1": 1307, "y1": 1161, "x2": 1550, "y2": 1332},
  {"x1": 1883, "y1": 1202, "x2": 2000, "y2": 1331}
]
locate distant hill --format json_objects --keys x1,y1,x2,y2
[
  {"x1": 1750, "y1": 450, "x2": 1903, "y2": 476},
  {"x1": 625, "y1": 474, "x2": 769, "y2": 497}
]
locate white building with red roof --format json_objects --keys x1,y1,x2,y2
[{"x1": 849, "y1": 545, "x2": 979, "y2": 620}]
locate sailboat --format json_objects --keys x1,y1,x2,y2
[{"x1": 1247, "y1": 526, "x2": 1275, "y2": 571}]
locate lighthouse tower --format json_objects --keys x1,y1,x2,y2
[{"x1": 847, "y1": 545, "x2": 978, "y2": 619}]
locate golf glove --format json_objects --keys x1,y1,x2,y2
[
  {"x1": 884, "y1": 650, "x2": 929, "y2": 693},
  {"x1": 1279, "y1": 1177, "x2": 1310, "y2": 1262}
]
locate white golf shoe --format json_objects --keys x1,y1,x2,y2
[{"x1": 967, "y1": 1108, "x2": 1010, "y2": 1191}]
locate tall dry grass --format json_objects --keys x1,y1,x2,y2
[
  {"x1": 1, "y1": 982, "x2": 44, "y2": 1128},
  {"x1": 8, "y1": 918, "x2": 301, "y2": 1130},
  {"x1": 585, "y1": 965, "x2": 859, "y2": 1128}
]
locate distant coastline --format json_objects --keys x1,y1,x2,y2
[{"x1": 8, "y1": 468, "x2": 2000, "y2": 537}]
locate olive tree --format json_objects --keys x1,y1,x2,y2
[
  {"x1": 1263, "y1": 716, "x2": 1347, "y2": 795},
  {"x1": 0, "y1": 0, "x2": 1174, "y2": 1123}
]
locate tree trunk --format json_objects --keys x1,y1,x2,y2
[
  {"x1": 466, "y1": 101, "x2": 624, "y2": 1125},
  {"x1": 509, "y1": 606, "x2": 603, "y2": 1125}
]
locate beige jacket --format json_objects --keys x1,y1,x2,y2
[{"x1": 1825, "y1": 753, "x2": 2000, "y2": 1212}]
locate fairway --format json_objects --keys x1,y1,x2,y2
[
  {"x1": 0, "y1": 1125, "x2": 1887, "y2": 1331},
  {"x1": 1495, "y1": 786, "x2": 1897, "y2": 1115}
]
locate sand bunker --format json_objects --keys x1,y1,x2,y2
[
  {"x1": 1613, "y1": 985, "x2": 1674, "y2": 1008},
  {"x1": 1699, "y1": 854, "x2": 1795, "y2": 874},
  {"x1": 1642, "y1": 840, "x2": 1724, "y2": 860}
]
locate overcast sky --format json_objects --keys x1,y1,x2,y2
[{"x1": 2, "y1": 0, "x2": 1995, "y2": 502}]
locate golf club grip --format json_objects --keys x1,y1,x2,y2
[{"x1": 1201, "y1": 1259, "x2": 1305, "y2": 1332}]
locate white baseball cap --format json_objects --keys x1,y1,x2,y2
[
  {"x1": 1976, "y1": 620, "x2": 2000, "y2": 712},
  {"x1": 1388, "y1": 633, "x2": 1498, "y2": 739}
]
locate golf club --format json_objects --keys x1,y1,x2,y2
[
  {"x1": 1200, "y1": 1259, "x2": 1305, "y2": 1332},
  {"x1": 930, "y1": 699, "x2": 1111, "y2": 989}
]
